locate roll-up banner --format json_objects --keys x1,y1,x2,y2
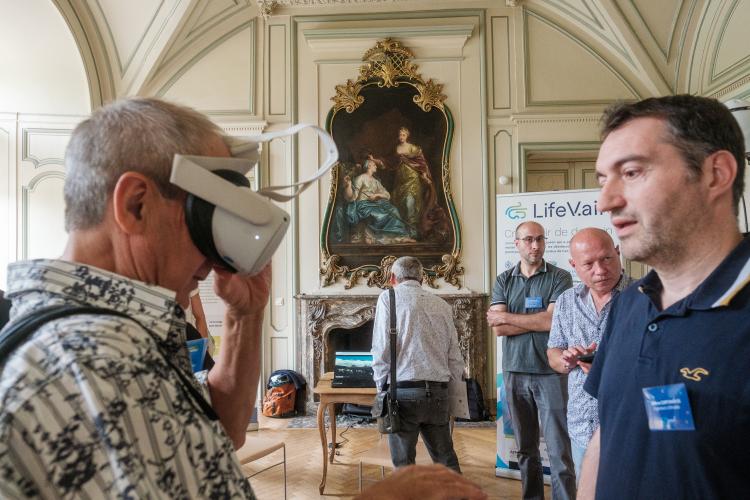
[{"x1": 495, "y1": 189, "x2": 618, "y2": 480}]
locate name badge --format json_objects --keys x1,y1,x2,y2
[
  {"x1": 525, "y1": 296, "x2": 543, "y2": 309},
  {"x1": 642, "y1": 383, "x2": 695, "y2": 431}
]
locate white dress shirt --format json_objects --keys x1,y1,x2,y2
[{"x1": 371, "y1": 280, "x2": 464, "y2": 390}]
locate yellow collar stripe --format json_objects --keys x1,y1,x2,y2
[{"x1": 712, "y1": 255, "x2": 750, "y2": 308}]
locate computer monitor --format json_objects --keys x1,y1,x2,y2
[{"x1": 331, "y1": 351, "x2": 376, "y2": 388}]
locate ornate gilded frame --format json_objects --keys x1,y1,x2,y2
[{"x1": 320, "y1": 39, "x2": 463, "y2": 289}]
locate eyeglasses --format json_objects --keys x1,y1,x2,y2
[{"x1": 516, "y1": 236, "x2": 546, "y2": 244}]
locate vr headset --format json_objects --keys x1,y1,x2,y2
[{"x1": 170, "y1": 124, "x2": 338, "y2": 275}]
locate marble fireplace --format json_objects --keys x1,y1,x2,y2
[{"x1": 295, "y1": 292, "x2": 489, "y2": 412}]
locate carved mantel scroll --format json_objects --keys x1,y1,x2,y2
[{"x1": 296, "y1": 292, "x2": 489, "y2": 412}]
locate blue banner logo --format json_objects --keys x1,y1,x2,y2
[{"x1": 505, "y1": 202, "x2": 527, "y2": 220}]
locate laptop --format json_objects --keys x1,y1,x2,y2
[{"x1": 331, "y1": 351, "x2": 376, "y2": 388}]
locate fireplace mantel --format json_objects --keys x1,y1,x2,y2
[{"x1": 295, "y1": 292, "x2": 489, "y2": 412}]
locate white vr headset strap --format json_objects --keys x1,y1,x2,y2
[
  {"x1": 229, "y1": 123, "x2": 339, "y2": 203},
  {"x1": 170, "y1": 156, "x2": 273, "y2": 225}
]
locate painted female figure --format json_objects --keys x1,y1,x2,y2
[
  {"x1": 389, "y1": 127, "x2": 445, "y2": 241},
  {"x1": 334, "y1": 157, "x2": 413, "y2": 244}
]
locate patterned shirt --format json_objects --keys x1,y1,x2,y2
[
  {"x1": 0, "y1": 260, "x2": 254, "y2": 499},
  {"x1": 547, "y1": 273, "x2": 633, "y2": 447},
  {"x1": 371, "y1": 280, "x2": 464, "y2": 389}
]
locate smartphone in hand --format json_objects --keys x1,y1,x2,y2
[{"x1": 576, "y1": 352, "x2": 596, "y2": 363}]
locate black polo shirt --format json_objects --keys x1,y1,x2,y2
[{"x1": 585, "y1": 236, "x2": 750, "y2": 499}]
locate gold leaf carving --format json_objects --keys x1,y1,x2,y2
[
  {"x1": 365, "y1": 256, "x2": 397, "y2": 288},
  {"x1": 332, "y1": 80, "x2": 365, "y2": 113},
  {"x1": 434, "y1": 254, "x2": 464, "y2": 287},
  {"x1": 320, "y1": 254, "x2": 349, "y2": 287},
  {"x1": 413, "y1": 79, "x2": 446, "y2": 112}
]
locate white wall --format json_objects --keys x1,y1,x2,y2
[
  {"x1": 0, "y1": 0, "x2": 90, "y2": 114},
  {"x1": 0, "y1": 0, "x2": 90, "y2": 289}
]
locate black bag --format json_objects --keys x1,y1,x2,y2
[
  {"x1": 373, "y1": 390, "x2": 400, "y2": 433},
  {"x1": 372, "y1": 288, "x2": 401, "y2": 433},
  {"x1": 456, "y1": 378, "x2": 489, "y2": 422},
  {"x1": 0, "y1": 291, "x2": 10, "y2": 331},
  {"x1": 0, "y1": 304, "x2": 219, "y2": 421},
  {"x1": 341, "y1": 403, "x2": 373, "y2": 417}
]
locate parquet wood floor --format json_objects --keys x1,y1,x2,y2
[{"x1": 242, "y1": 415, "x2": 550, "y2": 500}]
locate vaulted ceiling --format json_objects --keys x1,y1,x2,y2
[{"x1": 51, "y1": 0, "x2": 750, "y2": 108}]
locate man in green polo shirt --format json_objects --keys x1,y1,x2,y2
[{"x1": 488, "y1": 221, "x2": 576, "y2": 500}]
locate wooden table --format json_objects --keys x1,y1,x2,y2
[{"x1": 312, "y1": 372, "x2": 377, "y2": 494}]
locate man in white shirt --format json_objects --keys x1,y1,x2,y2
[{"x1": 371, "y1": 256, "x2": 465, "y2": 472}]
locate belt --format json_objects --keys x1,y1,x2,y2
[{"x1": 385, "y1": 380, "x2": 448, "y2": 390}]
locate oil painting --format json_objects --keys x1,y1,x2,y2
[{"x1": 320, "y1": 39, "x2": 463, "y2": 288}]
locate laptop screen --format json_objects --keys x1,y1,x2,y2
[{"x1": 332, "y1": 351, "x2": 375, "y2": 387}]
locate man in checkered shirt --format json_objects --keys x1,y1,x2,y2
[{"x1": 546, "y1": 227, "x2": 632, "y2": 481}]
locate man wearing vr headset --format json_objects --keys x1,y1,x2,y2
[
  {"x1": 0, "y1": 98, "x2": 487, "y2": 500},
  {"x1": 0, "y1": 98, "x2": 267, "y2": 498}
]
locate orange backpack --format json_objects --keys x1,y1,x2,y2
[{"x1": 262, "y1": 383, "x2": 297, "y2": 417}]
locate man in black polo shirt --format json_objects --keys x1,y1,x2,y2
[
  {"x1": 579, "y1": 95, "x2": 749, "y2": 499},
  {"x1": 488, "y1": 221, "x2": 575, "y2": 500}
]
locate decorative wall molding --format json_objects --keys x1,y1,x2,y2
[
  {"x1": 523, "y1": 9, "x2": 640, "y2": 106},
  {"x1": 155, "y1": 0, "x2": 254, "y2": 72},
  {"x1": 267, "y1": 23, "x2": 288, "y2": 116},
  {"x1": 21, "y1": 129, "x2": 71, "y2": 168},
  {"x1": 709, "y1": 0, "x2": 748, "y2": 80},
  {"x1": 219, "y1": 121, "x2": 267, "y2": 135},
  {"x1": 685, "y1": 0, "x2": 750, "y2": 96},
  {"x1": 490, "y1": 16, "x2": 512, "y2": 111},
  {"x1": 537, "y1": 0, "x2": 632, "y2": 65},
  {"x1": 157, "y1": 21, "x2": 257, "y2": 115},
  {"x1": 302, "y1": 25, "x2": 474, "y2": 58},
  {"x1": 493, "y1": 129, "x2": 514, "y2": 193},
  {"x1": 623, "y1": 0, "x2": 684, "y2": 62},
  {"x1": 52, "y1": 0, "x2": 116, "y2": 106},
  {"x1": 257, "y1": 0, "x2": 404, "y2": 18},
  {"x1": 21, "y1": 171, "x2": 66, "y2": 259},
  {"x1": 92, "y1": 0, "x2": 164, "y2": 75},
  {"x1": 518, "y1": 141, "x2": 601, "y2": 192},
  {"x1": 708, "y1": 74, "x2": 750, "y2": 100},
  {"x1": 511, "y1": 113, "x2": 601, "y2": 125},
  {"x1": 186, "y1": 0, "x2": 248, "y2": 41}
]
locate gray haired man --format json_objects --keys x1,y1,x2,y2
[
  {"x1": 371, "y1": 256, "x2": 465, "y2": 471},
  {"x1": 0, "y1": 98, "x2": 269, "y2": 498}
]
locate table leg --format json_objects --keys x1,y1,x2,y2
[
  {"x1": 329, "y1": 403, "x2": 337, "y2": 463},
  {"x1": 317, "y1": 397, "x2": 327, "y2": 494}
]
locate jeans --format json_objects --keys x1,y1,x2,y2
[
  {"x1": 570, "y1": 441, "x2": 586, "y2": 485},
  {"x1": 387, "y1": 384, "x2": 460, "y2": 473},
  {"x1": 505, "y1": 372, "x2": 576, "y2": 500}
]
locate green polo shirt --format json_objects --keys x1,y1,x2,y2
[{"x1": 491, "y1": 261, "x2": 573, "y2": 374}]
